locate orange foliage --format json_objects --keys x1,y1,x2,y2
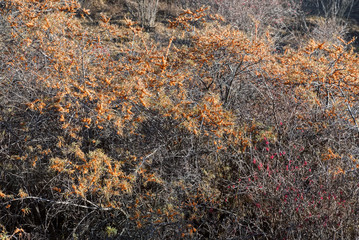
[{"x1": 1, "y1": 0, "x2": 359, "y2": 238}]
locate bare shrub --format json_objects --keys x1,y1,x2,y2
[
  {"x1": 302, "y1": 0, "x2": 358, "y2": 18},
  {"x1": 309, "y1": 16, "x2": 349, "y2": 43},
  {"x1": 125, "y1": 0, "x2": 159, "y2": 28},
  {"x1": 177, "y1": 0, "x2": 301, "y2": 38}
]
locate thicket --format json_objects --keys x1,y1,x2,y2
[{"x1": 1, "y1": 0, "x2": 359, "y2": 239}]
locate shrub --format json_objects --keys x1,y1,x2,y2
[{"x1": 1, "y1": 1, "x2": 359, "y2": 239}]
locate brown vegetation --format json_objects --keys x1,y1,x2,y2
[{"x1": 1, "y1": 0, "x2": 359, "y2": 239}]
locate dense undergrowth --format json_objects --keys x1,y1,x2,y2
[{"x1": 1, "y1": 0, "x2": 359, "y2": 239}]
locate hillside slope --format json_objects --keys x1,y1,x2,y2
[{"x1": 1, "y1": 0, "x2": 359, "y2": 239}]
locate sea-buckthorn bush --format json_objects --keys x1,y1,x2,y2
[{"x1": 0, "y1": 0, "x2": 359, "y2": 239}]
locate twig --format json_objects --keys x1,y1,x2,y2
[
  {"x1": 0, "y1": 196, "x2": 129, "y2": 218},
  {"x1": 133, "y1": 146, "x2": 162, "y2": 179},
  {"x1": 66, "y1": 209, "x2": 96, "y2": 240}
]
